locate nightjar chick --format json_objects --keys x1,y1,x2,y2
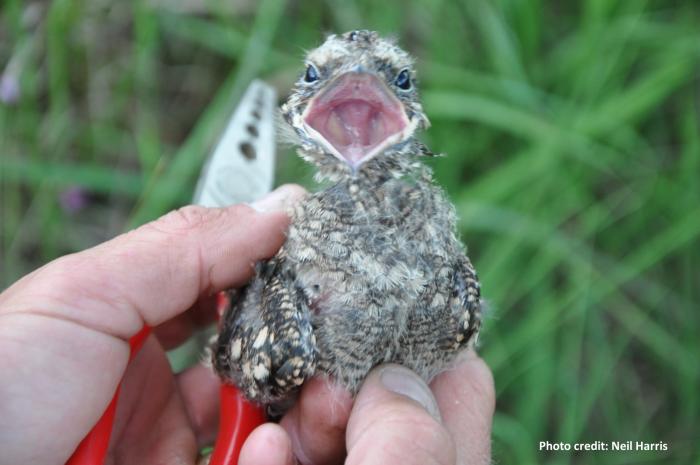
[{"x1": 212, "y1": 30, "x2": 483, "y2": 408}]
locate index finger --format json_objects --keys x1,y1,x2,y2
[{"x1": 0, "y1": 184, "x2": 306, "y2": 339}]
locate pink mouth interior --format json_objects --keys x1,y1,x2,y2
[{"x1": 304, "y1": 73, "x2": 407, "y2": 166}]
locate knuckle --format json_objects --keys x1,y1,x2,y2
[
  {"x1": 225, "y1": 203, "x2": 255, "y2": 221},
  {"x1": 143, "y1": 203, "x2": 253, "y2": 241},
  {"x1": 155, "y1": 205, "x2": 220, "y2": 233}
]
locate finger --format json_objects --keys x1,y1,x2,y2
[
  {"x1": 152, "y1": 314, "x2": 201, "y2": 351},
  {"x1": 1, "y1": 184, "x2": 306, "y2": 340},
  {"x1": 177, "y1": 363, "x2": 221, "y2": 447},
  {"x1": 279, "y1": 377, "x2": 353, "y2": 465},
  {"x1": 110, "y1": 336, "x2": 199, "y2": 465},
  {"x1": 153, "y1": 294, "x2": 217, "y2": 350},
  {"x1": 430, "y1": 351, "x2": 495, "y2": 465},
  {"x1": 239, "y1": 423, "x2": 295, "y2": 465},
  {"x1": 0, "y1": 312, "x2": 133, "y2": 465},
  {"x1": 346, "y1": 365, "x2": 456, "y2": 465}
]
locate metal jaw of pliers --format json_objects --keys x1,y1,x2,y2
[{"x1": 66, "y1": 80, "x2": 277, "y2": 465}]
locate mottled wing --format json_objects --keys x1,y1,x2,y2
[
  {"x1": 450, "y1": 256, "x2": 482, "y2": 350},
  {"x1": 212, "y1": 257, "x2": 318, "y2": 405}
]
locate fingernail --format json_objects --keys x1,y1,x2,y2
[
  {"x1": 380, "y1": 365, "x2": 441, "y2": 419},
  {"x1": 250, "y1": 185, "x2": 305, "y2": 212}
]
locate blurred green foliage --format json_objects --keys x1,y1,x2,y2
[{"x1": 1, "y1": 0, "x2": 699, "y2": 463}]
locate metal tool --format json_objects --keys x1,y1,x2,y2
[
  {"x1": 193, "y1": 79, "x2": 277, "y2": 208},
  {"x1": 194, "y1": 79, "x2": 276, "y2": 465}
]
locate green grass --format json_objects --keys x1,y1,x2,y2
[{"x1": 1, "y1": 1, "x2": 699, "y2": 463}]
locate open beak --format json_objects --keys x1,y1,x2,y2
[{"x1": 302, "y1": 72, "x2": 412, "y2": 169}]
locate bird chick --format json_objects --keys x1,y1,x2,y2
[{"x1": 212, "y1": 30, "x2": 482, "y2": 409}]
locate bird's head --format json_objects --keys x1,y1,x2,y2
[{"x1": 281, "y1": 30, "x2": 430, "y2": 178}]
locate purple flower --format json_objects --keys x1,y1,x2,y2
[
  {"x1": 0, "y1": 72, "x2": 20, "y2": 105},
  {"x1": 59, "y1": 186, "x2": 89, "y2": 213}
]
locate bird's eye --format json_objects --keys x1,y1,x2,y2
[
  {"x1": 304, "y1": 64, "x2": 319, "y2": 83},
  {"x1": 395, "y1": 69, "x2": 411, "y2": 90}
]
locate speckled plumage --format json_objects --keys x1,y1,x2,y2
[{"x1": 212, "y1": 30, "x2": 482, "y2": 407}]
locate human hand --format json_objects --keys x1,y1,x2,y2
[
  {"x1": 238, "y1": 354, "x2": 495, "y2": 465},
  {"x1": 0, "y1": 182, "x2": 495, "y2": 465},
  {"x1": 0, "y1": 185, "x2": 305, "y2": 465}
]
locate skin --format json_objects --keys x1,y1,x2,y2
[{"x1": 0, "y1": 185, "x2": 494, "y2": 465}]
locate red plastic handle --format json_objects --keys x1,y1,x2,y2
[
  {"x1": 211, "y1": 291, "x2": 267, "y2": 465},
  {"x1": 66, "y1": 326, "x2": 151, "y2": 465},
  {"x1": 209, "y1": 385, "x2": 266, "y2": 465},
  {"x1": 66, "y1": 292, "x2": 266, "y2": 465}
]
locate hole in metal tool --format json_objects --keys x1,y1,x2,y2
[
  {"x1": 239, "y1": 142, "x2": 256, "y2": 160},
  {"x1": 246, "y1": 124, "x2": 259, "y2": 137}
]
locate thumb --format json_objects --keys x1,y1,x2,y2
[{"x1": 346, "y1": 365, "x2": 456, "y2": 465}]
